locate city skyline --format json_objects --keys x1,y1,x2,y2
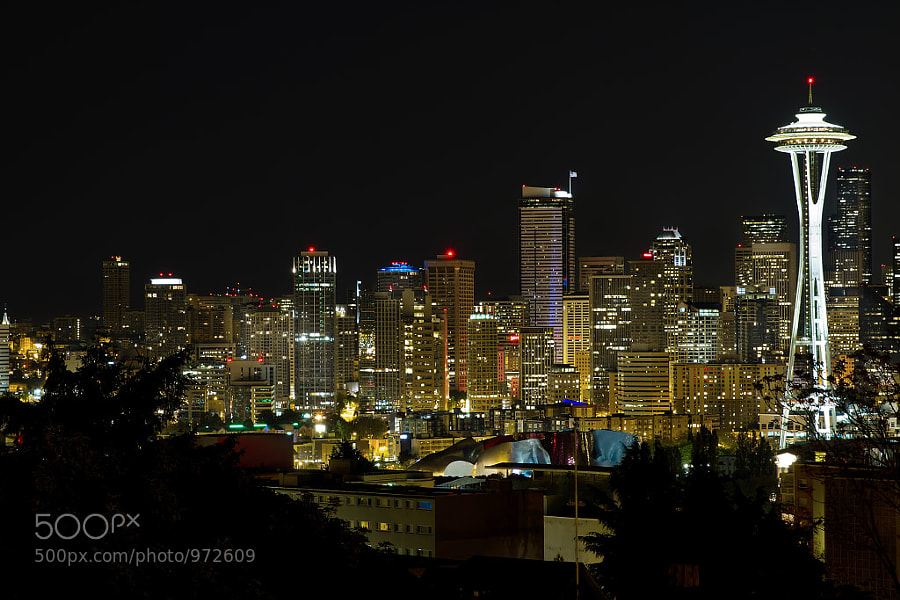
[{"x1": 4, "y1": 2, "x2": 898, "y2": 323}]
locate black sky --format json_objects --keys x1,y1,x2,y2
[{"x1": 3, "y1": 0, "x2": 898, "y2": 324}]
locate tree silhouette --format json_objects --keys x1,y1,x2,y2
[
  {"x1": 582, "y1": 435, "x2": 833, "y2": 599},
  {"x1": 0, "y1": 348, "x2": 399, "y2": 598}
]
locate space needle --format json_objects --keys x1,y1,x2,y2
[{"x1": 766, "y1": 79, "x2": 855, "y2": 447}]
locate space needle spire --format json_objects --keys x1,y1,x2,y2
[{"x1": 766, "y1": 79, "x2": 855, "y2": 447}]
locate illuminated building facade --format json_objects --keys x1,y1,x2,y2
[
  {"x1": 102, "y1": 256, "x2": 130, "y2": 336},
  {"x1": 0, "y1": 310, "x2": 8, "y2": 393},
  {"x1": 474, "y1": 296, "x2": 526, "y2": 402},
  {"x1": 734, "y1": 286, "x2": 781, "y2": 363},
  {"x1": 547, "y1": 364, "x2": 580, "y2": 404},
  {"x1": 335, "y1": 302, "x2": 358, "y2": 393},
  {"x1": 187, "y1": 294, "x2": 234, "y2": 345},
  {"x1": 672, "y1": 302, "x2": 719, "y2": 363},
  {"x1": 518, "y1": 185, "x2": 576, "y2": 360},
  {"x1": 376, "y1": 261, "x2": 423, "y2": 293},
  {"x1": 144, "y1": 276, "x2": 187, "y2": 361},
  {"x1": 671, "y1": 362, "x2": 785, "y2": 432},
  {"x1": 374, "y1": 289, "x2": 442, "y2": 412},
  {"x1": 828, "y1": 167, "x2": 872, "y2": 285},
  {"x1": 894, "y1": 236, "x2": 900, "y2": 306},
  {"x1": 627, "y1": 258, "x2": 666, "y2": 351},
  {"x1": 735, "y1": 242, "x2": 796, "y2": 356},
  {"x1": 425, "y1": 252, "x2": 475, "y2": 395},
  {"x1": 650, "y1": 228, "x2": 693, "y2": 352},
  {"x1": 244, "y1": 303, "x2": 294, "y2": 406},
  {"x1": 590, "y1": 274, "x2": 632, "y2": 415},
  {"x1": 562, "y1": 294, "x2": 592, "y2": 402},
  {"x1": 612, "y1": 350, "x2": 670, "y2": 416},
  {"x1": 519, "y1": 326, "x2": 555, "y2": 408},
  {"x1": 467, "y1": 314, "x2": 504, "y2": 412},
  {"x1": 293, "y1": 250, "x2": 337, "y2": 409}
]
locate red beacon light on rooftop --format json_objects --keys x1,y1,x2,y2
[{"x1": 446, "y1": 249, "x2": 455, "y2": 258}]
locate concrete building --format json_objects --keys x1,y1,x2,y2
[
  {"x1": 467, "y1": 314, "x2": 504, "y2": 413},
  {"x1": 102, "y1": 256, "x2": 130, "y2": 337},
  {"x1": 563, "y1": 294, "x2": 592, "y2": 403},
  {"x1": 520, "y1": 326, "x2": 555, "y2": 408}
]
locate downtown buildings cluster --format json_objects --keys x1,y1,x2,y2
[{"x1": 2, "y1": 170, "x2": 898, "y2": 442}]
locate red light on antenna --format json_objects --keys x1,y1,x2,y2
[
  {"x1": 308, "y1": 247, "x2": 315, "y2": 253},
  {"x1": 808, "y1": 77, "x2": 814, "y2": 84},
  {"x1": 447, "y1": 249, "x2": 455, "y2": 257}
]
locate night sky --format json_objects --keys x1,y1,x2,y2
[{"x1": 4, "y1": 1, "x2": 898, "y2": 324}]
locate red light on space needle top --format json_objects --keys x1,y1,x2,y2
[
  {"x1": 808, "y1": 77, "x2": 814, "y2": 84},
  {"x1": 446, "y1": 249, "x2": 455, "y2": 257}
]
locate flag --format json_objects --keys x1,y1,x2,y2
[{"x1": 569, "y1": 170, "x2": 577, "y2": 178}]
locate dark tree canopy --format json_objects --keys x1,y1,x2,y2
[
  {"x1": 583, "y1": 431, "x2": 834, "y2": 599},
  {"x1": 0, "y1": 348, "x2": 400, "y2": 599}
]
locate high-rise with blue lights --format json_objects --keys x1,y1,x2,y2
[{"x1": 518, "y1": 185, "x2": 575, "y2": 361}]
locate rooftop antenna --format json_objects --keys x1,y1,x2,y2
[{"x1": 807, "y1": 76, "x2": 814, "y2": 105}]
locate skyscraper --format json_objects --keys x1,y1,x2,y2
[
  {"x1": 293, "y1": 249, "x2": 337, "y2": 409},
  {"x1": 0, "y1": 309, "x2": 9, "y2": 394},
  {"x1": 766, "y1": 89, "x2": 854, "y2": 391},
  {"x1": 519, "y1": 185, "x2": 576, "y2": 360},
  {"x1": 425, "y1": 252, "x2": 475, "y2": 396},
  {"x1": 102, "y1": 256, "x2": 130, "y2": 335},
  {"x1": 467, "y1": 314, "x2": 503, "y2": 413},
  {"x1": 650, "y1": 228, "x2": 693, "y2": 353},
  {"x1": 828, "y1": 167, "x2": 872, "y2": 285},
  {"x1": 144, "y1": 275, "x2": 187, "y2": 361},
  {"x1": 376, "y1": 261, "x2": 423, "y2": 293}
]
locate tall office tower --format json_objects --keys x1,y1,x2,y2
[
  {"x1": 373, "y1": 292, "x2": 402, "y2": 410},
  {"x1": 335, "y1": 302, "x2": 358, "y2": 393},
  {"x1": 734, "y1": 286, "x2": 781, "y2": 363},
  {"x1": 766, "y1": 89, "x2": 854, "y2": 392},
  {"x1": 672, "y1": 302, "x2": 719, "y2": 363},
  {"x1": 400, "y1": 289, "x2": 441, "y2": 413},
  {"x1": 628, "y1": 257, "x2": 667, "y2": 351},
  {"x1": 292, "y1": 249, "x2": 337, "y2": 410},
  {"x1": 467, "y1": 314, "x2": 503, "y2": 413},
  {"x1": 577, "y1": 256, "x2": 625, "y2": 293},
  {"x1": 102, "y1": 256, "x2": 130, "y2": 336},
  {"x1": 376, "y1": 261, "x2": 423, "y2": 293},
  {"x1": 828, "y1": 167, "x2": 872, "y2": 285},
  {"x1": 860, "y1": 286, "x2": 900, "y2": 361},
  {"x1": 894, "y1": 236, "x2": 900, "y2": 306},
  {"x1": 519, "y1": 185, "x2": 576, "y2": 360},
  {"x1": 590, "y1": 274, "x2": 632, "y2": 415},
  {"x1": 519, "y1": 326, "x2": 555, "y2": 408},
  {"x1": 650, "y1": 228, "x2": 693, "y2": 352},
  {"x1": 734, "y1": 242, "x2": 797, "y2": 356},
  {"x1": 187, "y1": 294, "x2": 234, "y2": 345},
  {"x1": 825, "y1": 287, "x2": 861, "y2": 359},
  {"x1": 356, "y1": 283, "x2": 377, "y2": 411},
  {"x1": 741, "y1": 214, "x2": 788, "y2": 245},
  {"x1": 144, "y1": 276, "x2": 187, "y2": 361},
  {"x1": 475, "y1": 296, "x2": 527, "y2": 402},
  {"x1": 0, "y1": 310, "x2": 9, "y2": 393},
  {"x1": 425, "y1": 252, "x2": 475, "y2": 395},
  {"x1": 563, "y1": 294, "x2": 592, "y2": 402},
  {"x1": 373, "y1": 289, "x2": 441, "y2": 412},
  {"x1": 612, "y1": 350, "x2": 670, "y2": 416},
  {"x1": 244, "y1": 303, "x2": 294, "y2": 406}
]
